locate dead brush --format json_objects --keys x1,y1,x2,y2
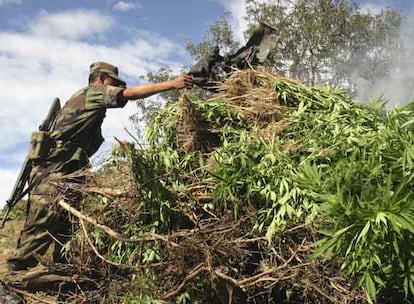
[
  {"x1": 157, "y1": 213, "x2": 254, "y2": 299},
  {"x1": 254, "y1": 119, "x2": 292, "y2": 144},
  {"x1": 217, "y1": 68, "x2": 288, "y2": 123},
  {"x1": 176, "y1": 92, "x2": 218, "y2": 152}
]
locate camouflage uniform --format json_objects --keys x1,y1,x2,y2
[{"x1": 7, "y1": 62, "x2": 127, "y2": 270}]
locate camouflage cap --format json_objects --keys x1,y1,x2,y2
[{"x1": 89, "y1": 61, "x2": 126, "y2": 87}]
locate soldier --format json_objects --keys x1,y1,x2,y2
[{"x1": 6, "y1": 62, "x2": 193, "y2": 271}]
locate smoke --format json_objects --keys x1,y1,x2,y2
[
  {"x1": 354, "y1": 8, "x2": 414, "y2": 108},
  {"x1": 213, "y1": 0, "x2": 414, "y2": 108}
]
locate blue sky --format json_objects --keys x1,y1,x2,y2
[
  {"x1": 0, "y1": 0, "x2": 412, "y2": 208},
  {"x1": 0, "y1": 0, "x2": 225, "y2": 56}
]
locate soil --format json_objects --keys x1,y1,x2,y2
[{"x1": 0, "y1": 220, "x2": 24, "y2": 279}]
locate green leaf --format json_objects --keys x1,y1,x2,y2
[
  {"x1": 402, "y1": 118, "x2": 414, "y2": 128},
  {"x1": 365, "y1": 274, "x2": 377, "y2": 301},
  {"x1": 265, "y1": 216, "x2": 278, "y2": 243},
  {"x1": 356, "y1": 221, "x2": 371, "y2": 244},
  {"x1": 314, "y1": 237, "x2": 338, "y2": 258},
  {"x1": 375, "y1": 212, "x2": 387, "y2": 227}
]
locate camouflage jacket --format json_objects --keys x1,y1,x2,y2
[{"x1": 47, "y1": 85, "x2": 126, "y2": 173}]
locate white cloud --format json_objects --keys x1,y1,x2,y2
[
  {"x1": 0, "y1": 169, "x2": 20, "y2": 209},
  {"x1": 213, "y1": 0, "x2": 282, "y2": 43},
  {"x1": 0, "y1": 9, "x2": 185, "y2": 185},
  {"x1": 359, "y1": 2, "x2": 385, "y2": 14},
  {"x1": 113, "y1": 1, "x2": 141, "y2": 12},
  {"x1": 0, "y1": 0, "x2": 22, "y2": 6},
  {"x1": 29, "y1": 9, "x2": 115, "y2": 40},
  {"x1": 214, "y1": 0, "x2": 247, "y2": 42}
]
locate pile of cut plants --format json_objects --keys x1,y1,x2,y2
[{"x1": 7, "y1": 68, "x2": 414, "y2": 304}]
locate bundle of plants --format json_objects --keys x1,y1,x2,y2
[{"x1": 51, "y1": 68, "x2": 414, "y2": 303}]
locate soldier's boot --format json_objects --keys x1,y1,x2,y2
[
  {"x1": 7, "y1": 231, "x2": 52, "y2": 271},
  {"x1": 6, "y1": 259, "x2": 29, "y2": 272}
]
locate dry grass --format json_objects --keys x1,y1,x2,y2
[{"x1": 217, "y1": 68, "x2": 290, "y2": 123}]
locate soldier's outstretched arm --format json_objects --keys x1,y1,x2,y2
[{"x1": 120, "y1": 74, "x2": 192, "y2": 101}]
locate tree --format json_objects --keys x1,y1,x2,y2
[
  {"x1": 186, "y1": 12, "x2": 240, "y2": 60},
  {"x1": 244, "y1": 0, "x2": 402, "y2": 89},
  {"x1": 129, "y1": 67, "x2": 180, "y2": 140}
]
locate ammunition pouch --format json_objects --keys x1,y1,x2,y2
[{"x1": 28, "y1": 131, "x2": 52, "y2": 162}]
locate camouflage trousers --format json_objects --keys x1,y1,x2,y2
[{"x1": 7, "y1": 166, "x2": 76, "y2": 270}]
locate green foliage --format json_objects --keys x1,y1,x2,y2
[
  {"x1": 120, "y1": 71, "x2": 414, "y2": 302},
  {"x1": 0, "y1": 199, "x2": 27, "y2": 221},
  {"x1": 121, "y1": 1, "x2": 410, "y2": 300},
  {"x1": 122, "y1": 292, "x2": 166, "y2": 304},
  {"x1": 306, "y1": 103, "x2": 414, "y2": 301},
  {"x1": 121, "y1": 278, "x2": 167, "y2": 304},
  {"x1": 140, "y1": 67, "x2": 183, "y2": 103}
]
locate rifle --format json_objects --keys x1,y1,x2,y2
[
  {"x1": 0, "y1": 97, "x2": 61, "y2": 228},
  {"x1": 189, "y1": 22, "x2": 277, "y2": 91},
  {"x1": 39, "y1": 97, "x2": 61, "y2": 132}
]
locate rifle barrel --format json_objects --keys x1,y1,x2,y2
[{"x1": 39, "y1": 97, "x2": 61, "y2": 131}]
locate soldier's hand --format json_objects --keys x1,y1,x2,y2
[{"x1": 171, "y1": 74, "x2": 193, "y2": 90}]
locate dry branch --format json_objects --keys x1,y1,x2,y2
[
  {"x1": 161, "y1": 263, "x2": 206, "y2": 299},
  {"x1": 58, "y1": 200, "x2": 179, "y2": 247},
  {"x1": 9, "y1": 287, "x2": 56, "y2": 304},
  {"x1": 80, "y1": 219, "x2": 165, "y2": 270}
]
